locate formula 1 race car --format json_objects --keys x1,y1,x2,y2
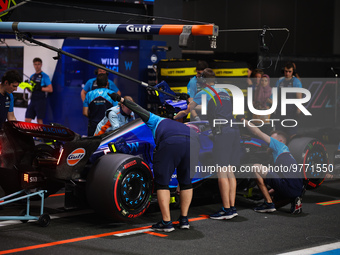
[{"x1": 0, "y1": 118, "x2": 329, "y2": 221}]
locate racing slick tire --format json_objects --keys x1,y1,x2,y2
[
  {"x1": 86, "y1": 153, "x2": 154, "y2": 221},
  {"x1": 288, "y1": 137, "x2": 329, "y2": 189}
]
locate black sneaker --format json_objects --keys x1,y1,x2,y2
[
  {"x1": 152, "y1": 220, "x2": 175, "y2": 232},
  {"x1": 210, "y1": 207, "x2": 235, "y2": 220},
  {"x1": 177, "y1": 216, "x2": 190, "y2": 229},
  {"x1": 290, "y1": 197, "x2": 302, "y2": 214},
  {"x1": 254, "y1": 202, "x2": 276, "y2": 213},
  {"x1": 231, "y1": 206, "x2": 238, "y2": 217}
]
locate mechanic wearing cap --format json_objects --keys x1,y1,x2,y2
[
  {"x1": 94, "y1": 95, "x2": 135, "y2": 136},
  {"x1": 109, "y1": 92, "x2": 200, "y2": 232},
  {"x1": 239, "y1": 116, "x2": 304, "y2": 214},
  {"x1": 83, "y1": 73, "x2": 117, "y2": 136},
  {"x1": 0, "y1": 70, "x2": 22, "y2": 129},
  {"x1": 25, "y1": 57, "x2": 53, "y2": 124},
  {"x1": 81, "y1": 65, "x2": 120, "y2": 102}
]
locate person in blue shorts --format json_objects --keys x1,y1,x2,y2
[
  {"x1": 81, "y1": 65, "x2": 120, "y2": 102},
  {"x1": 192, "y1": 68, "x2": 241, "y2": 219},
  {"x1": 94, "y1": 95, "x2": 135, "y2": 136},
  {"x1": 240, "y1": 117, "x2": 304, "y2": 214},
  {"x1": 83, "y1": 74, "x2": 117, "y2": 136},
  {"x1": 25, "y1": 57, "x2": 53, "y2": 124},
  {"x1": 0, "y1": 70, "x2": 22, "y2": 128},
  {"x1": 109, "y1": 92, "x2": 200, "y2": 232},
  {"x1": 207, "y1": 90, "x2": 241, "y2": 220}
]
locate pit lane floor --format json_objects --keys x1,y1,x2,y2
[
  {"x1": 0, "y1": 178, "x2": 339, "y2": 255},
  {"x1": 0, "y1": 146, "x2": 339, "y2": 255}
]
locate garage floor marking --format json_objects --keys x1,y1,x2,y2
[
  {"x1": 49, "y1": 193, "x2": 65, "y2": 197},
  {"x1": 316, "y1": 200, "x2": 340, "y2": 206},
  {"x1": 144, "y1": 231, "x2": 168, "y2": 237},
  {"x1": 277, "y1": 241, "x2": 340, "y2": 255},
  {"x1": 0, "y1": 215, "x2": 209, "y2": 254}
]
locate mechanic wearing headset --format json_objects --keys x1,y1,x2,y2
[
  {"x1": 83, "y1": 73, "x2": 117, "y2": 136},
  {"x1": 207, "y1": 89, "x2": 241, "y2": 220},
  {"x1": 0, "y1": 70, "x2": 22, "y2": 129},
  {"x1": 109, "y1": 92, "x2": 200, "y2": 232},
  {"x1": 174, "y1": 60, "x2": 209, "y2": 120},
  {"x1": 239, "y1": 116, "x2": 304, "y2": 214},
  {"x1": 272, "y1": 61, "x2": 302, "y2": 138},
  {"x1": 94, "y1": 95, "x2": 135, "y2": 136},
  {"x1": 81, "y1": 65, "x2": 121, "y2": 102},
  {"x1": 189, "y1": 68, "x2": 226, "y2": 123},
  {"x1": 190, "y1": 68, "x2": 240, "y2": 219}
]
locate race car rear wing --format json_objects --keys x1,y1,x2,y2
[{"x1": 6, "y1": 121, "x2": 76, "y2": 141}]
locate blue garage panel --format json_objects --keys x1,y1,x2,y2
[{"x1": 46, "y1": 39, "x2": 166, "y2": 136}]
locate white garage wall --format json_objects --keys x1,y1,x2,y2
[{"x1": 3, "y1": 38, "x2": 64, "y2": 122}]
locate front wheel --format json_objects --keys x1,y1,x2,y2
[
  {"x1": 288, "y1": 137, "x2": 329, "y2": 189},
  {"x1": 86, "y1": 153, "x2": 154, "y2": 221}
]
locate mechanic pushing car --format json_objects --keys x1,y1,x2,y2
[
  {"x1": 109, "y1": 92, "x2": 200, "y2": 232},
  {"x1": 238, "y1": 117, "x2": 305, "y2": 214},
  {"x1": 206, "y1": 79, "x2": 241, "y2": 220}
]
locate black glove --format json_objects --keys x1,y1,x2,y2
[
  {"x1": 235, "y1": 115, "x2": 245, "y2": 122},
  {"x1": 109, "y1": 93, "x2": 121, "y2": 102}
]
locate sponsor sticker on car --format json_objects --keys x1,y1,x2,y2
[{"x1": 67, "y1": 148, "x2": 86, "y2": 166}]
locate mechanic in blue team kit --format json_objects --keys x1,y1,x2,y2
[
  {"x1": 272, "y1": 62, "x2": 302, "y2": 138},
  {"x1": 25, "y1": 58, "x2": 53, "y2": 124},
  {"x1": 240, "y1": 117, "x2": 304, "y2": 214},
  {"x1": 190, "y1": 68, "x2": 226, "y2": 122},
  {"x1": 195, "y1": 69, "x2": 241, "y2": 219},
  {"x1": 83, "y1": 73, "x2": 117, "y2": 136},
  {"x1": 109, "y1": 92, "x2": 200, "y2": 232},
  {"x1": 81, "y1": 65, "x2": 121, "y2": 102},
  {"x1": 0, "y1": 70, "x2": 22, "y2": 129},
  {"x1": 94, "y1": 95, "x2": 135, "y2": 136},
  {"x1": 207, "y1": 89, "x2": 241, "y2": 220},
  {"x1": 173, "y1": 60, "x2": 209, "y2": 120},
  {"x1": 187, "y1": 60, "x2": 209, "y2": 98}
]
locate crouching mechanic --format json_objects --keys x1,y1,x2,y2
[
  {"x1": 239, "y1": 117, "x2": 304, "y2": 214},
  {"x1": 109, "y1": 92, "x2": 200, "y2": 232},
  {"x1": 94, "y1": 96, "x2": 135, "y2": 136}
]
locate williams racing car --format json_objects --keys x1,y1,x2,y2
[{"x1": 0, "y1": 118, "x2": 329, "y2": 221}]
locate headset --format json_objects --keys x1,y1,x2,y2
[
  {"x1": 94, "y1": 65, "x2": 109, "y2": 76},
  {"x1": 196, "y1": 68, "x2": 216, "y2": 92},
  {"x1": 281, "y1": 62, "x2": 297, "y2": 76}
]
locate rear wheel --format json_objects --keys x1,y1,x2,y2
[
  {"x1": 86, "y1": 153, "x2": 153, "y2": 221},
  {"x1": 288, "y1": 137, "x2": 329, "y2": 189}
]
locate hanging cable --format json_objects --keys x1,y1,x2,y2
[{"x1": 219, "y1": 27, "x2": 290, "y2": 72}]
